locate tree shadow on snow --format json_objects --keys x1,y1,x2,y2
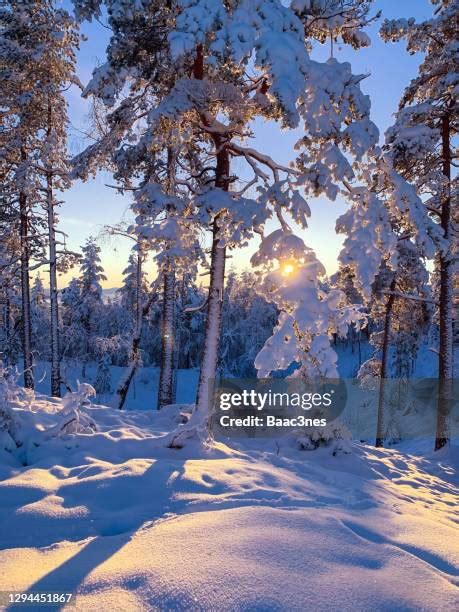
[{"x1": 7, "y1": 458, "x2": 187, "y2": 611}]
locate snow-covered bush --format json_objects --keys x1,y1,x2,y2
[
  {"x1": 0, "y1": 365, "x2": 33, "y2": 449},
  {"x1": 290, "y1": 421, "x2": 352, "y2": 455},
  {"x1": 46, "y1": 383, "x2": 97, "y2": 438}
]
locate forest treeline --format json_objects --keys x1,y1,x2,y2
[{"x1": 0, "y1": 0, "x2": 456, "y2": 450}]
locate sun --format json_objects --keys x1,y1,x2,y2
[{"x1": 280, "y1": 261, "x2": 297, "y2": 277}]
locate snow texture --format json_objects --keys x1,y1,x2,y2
[{"x1": 0, "y1": 391, "x2": 457, "y2": 610}]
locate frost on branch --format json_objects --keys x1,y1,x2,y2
[
  {"x1": 292, "y1": 0, "x2": 376, "y2": 49},
  {"x1": 170, "y1": 0, "x2": 309, "y2": 127},
  {"x1": 336, "y1": 190, "x2": 397, "y2": 301},
  {"x1": 295, "y1": 57, "x2": 379, "y2": 200},
  {"x1": 380, "y1": 17, "x2": 416, "y2": 43}
]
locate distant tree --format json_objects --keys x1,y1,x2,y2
[
  {"x1": 78, "y1": 238, "x2": 107, "y2": 377},
  {"x1": 31, "y1": 275, "x2": 50, "y2": 361},
  {"x1": 220, "y1": 271, "x2": 277, "y2": 377},
  {"x1": 94, "y1": 352, "x2": 112, "y2": 399},
  {"x1": 118, "y1": 250, "x2": 149, "y2": 328}
]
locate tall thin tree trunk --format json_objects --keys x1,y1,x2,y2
[
  {"x1": 157, "y1": 147, "x2": 178, "y2": 409},
  {"x1": 174, "y1": 278, "x2": 184, "y2": 371},
  {"x1": 196, "y1": 223, "x2": 227, "y2": 413},
  {"x1": 375, "y1": 277, "x2": 397, "y2": 447},
  {"x1": 46, "y1": 103, "x2": 61, "y2": 396},
  {"x1": 192, "y1": 44, "x2": 231, "y2": 415},
  {"x1": 114, "y1": 275, "x2": 155, "y2": 411},
  {"x1": 196, "y1": 147, "x2": 229, "y2": 413},
  {"x1": 435, "y1": 113, "x2": 453, "y2": 451},
  {"x1": 158, "y1": 269, "x2": 176, "y2": 408},
  {"x1": 19, "y1": 179, "x2": 34, "y2": 390},
  {"x1": 3, "y1": 294, "x2": 11, "y2": 366}
]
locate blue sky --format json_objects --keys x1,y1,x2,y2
[{"x1": 56, "y1": 0, "x2": 433, "y2": 288}]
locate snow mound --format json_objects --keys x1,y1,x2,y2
[{"x1": 0, "y1": 394, "x2": 457, "y2": 610}]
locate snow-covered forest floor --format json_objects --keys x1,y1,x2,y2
[{"x1": 0, "y1": 393, "x2": 457, "y2": 610}]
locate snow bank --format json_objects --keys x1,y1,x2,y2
[{"x1": 0, "y1": 393, "x2": 457, "y2": 610}]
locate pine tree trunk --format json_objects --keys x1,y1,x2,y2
[
  {"x1": 158, "y1": 269, "x2": 176, "y2": 408},
  {"x1": 196, "y1": 228, "x2": 226, "y2": 413},
  {"x1": 192, "y1": 43, "x2": 230, "y2": 415},
  {"x1": 19, "y1": 187, "x2": 34, "y2": 390},
  {"x1": 375, "y1": 277, "x2": 397, "y2": 447},
  {"x1": 47, "y1": 167, "x2": 61, "y2": 397},
  {"x1": 114, "y1": 326, "x2": 141, "y2": 411},
  {"x1": 4, "y1": 295, "x2": 11, "y2": 365},
  {"x1": 435, "y1": 113, "x2": 453, "y2": 451},
  {"x1": 114, "y1": 282, "x2": 155, "y2": 411},
  {"x1": 196, "y1": 145, "x2": 229, "y2": 414}
]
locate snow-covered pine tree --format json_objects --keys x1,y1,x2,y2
[
  {"x1": 249, "y1": 2, "x2": 382, "y2": 384},
  {"x1": 132, "y1": 159, "x2": 204, "y2": 409},
  {"x1": 0, "y1": 1, "x2": 80, "y2": 395},
  {"x1": 60, "y1": 277, "x2": 85, "y2": 365},
  {"x1": 31, "y1": 275, "x2": 50, "y2": 361},
  {"x1": 38, "y1": 5, "x2": 80, "y2": 398},
  {"x1": 330, "y1": 265, "x2": 365, "y2": 363},
  {"x1": 113, "y1": 237, "x2": 155, "y2": 411},
  {"x1": 118, "y1": 250, "x2": 149, "y2": 326},
  {"x1": 1, "y1": 1, "x2": 48, "y2": 389},
  {"x1": 337, "y1": 154, "x2": 445, "y2": 448},
  {"x1": 0, "y1": 219, "x2": 21, "y2": 366},
  {"x1": 381, "y1": 0, "x2": 457, "y2": 450},
  {"x1": 70, "y1": 3, "x2": 200, "y2": 408},
  {"x1": 391, "y1": 242, "x2": 432, "y2": 379},
  {"x1": 78, "y1": 238, "x2": 107, "y2": 377},
  {"x1": 73, "y1": 1, "x2": 382, "y2": 433},
  {"x1": 129, "y1": 149, "x2": 193, "y2": 410},
  {"x1": 94, "y1": 352, "x2": 112, "y2": 398}
]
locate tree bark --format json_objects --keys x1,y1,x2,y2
[
  {"x1": 375, "y1": 277, "x2": 397, "y2": 447},
  {"x1": 196, "y1": 220, "x2": 227, "y2": 413},
  {"x1": 196, "y1": 148, "x2": 229, "y2": 413},
  {"x1": 435, "y1": 113, "x2": 453, "y2": 451},
  {"x1": 158, "y1": 269, "x2": 176, "y2": 408},
  {"x1": 3, "y1": 294, "x2": 11, "y2": 365},
  {"x1": 192, "y1": 44, "x2": 231, "y2": 415},
  {"x1": 46, "y1": 103, "x2": 61, "y2": 397},
  {"x1": 19, "y1": 181, "x2": 34, "y2": 390},
  {"x1": 157, "y1": 147, "x2": 179, "y2": 409}
]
